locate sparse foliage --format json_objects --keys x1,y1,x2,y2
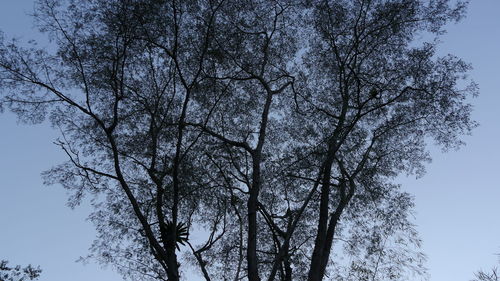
[
  {"x1": 472, "y1": 253, "x2": 500, "y2": 281},
  {"x1": 473, "y1": 268, "x2": 499, "y2": 281}
]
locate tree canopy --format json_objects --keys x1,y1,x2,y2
[
  {"x1": 0, "y1": 0, "x2": 476, "y2": 280},
  {"x1": 0, "y1": 260, "x2": 41, "y2": 281}
]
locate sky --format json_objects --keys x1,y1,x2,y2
[{"x1": 0, "y1": 1, "x2": 499, "y2": 281}]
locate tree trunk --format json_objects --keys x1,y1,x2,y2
[
  {"x1": 307, "y1": 157, "x2": 334, "y2": 281},
  {"x1": 165, "y1": 246, "x2": 180, "y2": 281},
  {"x1": 247, "y1": 158, "x2": 261, "y2": 281}
]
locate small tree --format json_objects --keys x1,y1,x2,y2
[
  {"x1": 472, "y1": 253, "x2": 500, "y2": 281},
  {"x1": 473, "y1": 268, "x2": 499, "y2": 281}
]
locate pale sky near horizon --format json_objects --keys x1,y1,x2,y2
[{"x1": 0, "y1": 1, "x2": 499, "y2": 281}]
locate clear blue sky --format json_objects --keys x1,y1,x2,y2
[{"x1": 0, "y1": 1, "x2": 498, "y2": 281}]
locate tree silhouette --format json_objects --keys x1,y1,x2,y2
[
  {"x1": 472, "y1": 253, "x2": 500, "y2": 281},
  {"x1": 0, "y1": 0, "x2": 476, "y2": 280},
  {"x1": 473, "y1": 268, "x2": 499, "y2": 281},
  {"x1": 0, "y1": 260, "x2": 41, "y2": 281}
]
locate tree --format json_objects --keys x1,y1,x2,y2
[
  {"x1": 472, "y1": 253, "x2": 500, "y2": 281},
  {"x1": 0, "y1": 0, "x2": 476, "y2": 281},
  {"x1": 473, "y1": 268, "x2": 500, "y2": 281},
  {"x1": 0, "y1": 260, "x2": 41, "y2": 281}
]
